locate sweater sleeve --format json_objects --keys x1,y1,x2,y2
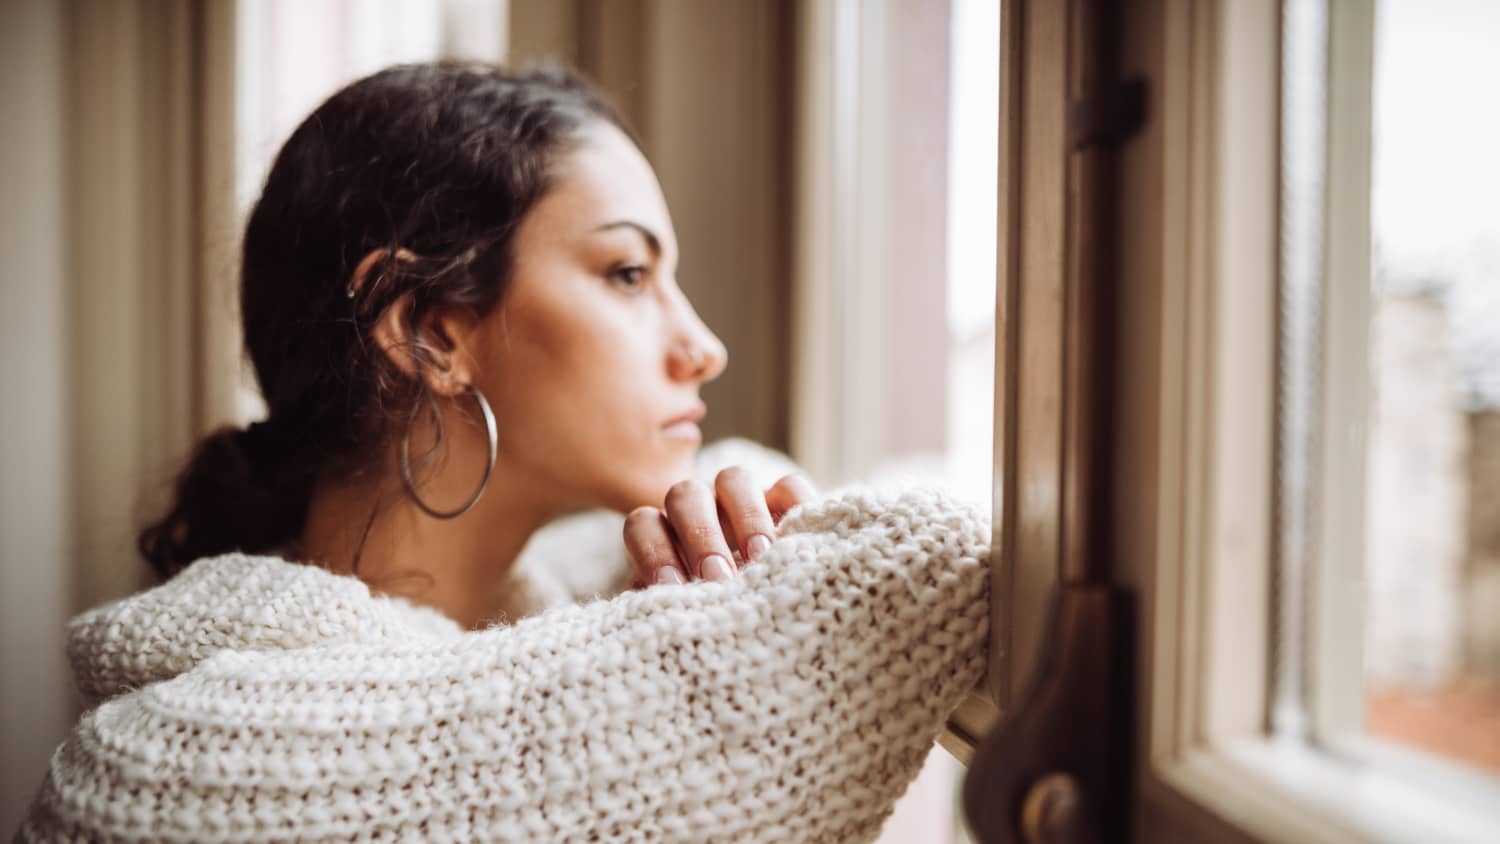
[{"x1": 19, "y1": 488, "x2": 990, "y2": 844}]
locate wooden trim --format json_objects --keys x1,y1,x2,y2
[
  {"x1": 1201, "y1": 0, "x2": 1281, "y2": 743},
  {"x1": 1008, "y1": 0, "x2": 1069, "y2": 704},
  {"x1": 1308, "y1": 0, "x2": 1374, "y2": 745},
  {"x1": 1114, "y1": 0, "x2": 1282, "y2": 838},
  {"x1": 1107, "y1": 0, "x2": 1281, "y2": 760},
  {"x1": 987, "y1": 0, "x2": 1025, "y2": 708},
  {"x1": 1139, "y1": 0, "x2": 1283, "y2": 755},
  {"x1": 941, "y1": 692, "x2": 1001, "y2": 765},
  {"x1": 987, "y1": 0, "x2": 1073, "y2": 710},
  {"x1": 955, "y1": 0, "x2": 1127, "y2": 779}
]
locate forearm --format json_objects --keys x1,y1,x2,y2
[{"x1": 23, "y1": 488, "x2": 990, "y2": 843}]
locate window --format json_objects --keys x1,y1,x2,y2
[
  {"x1": 790, "y1": 0, "x2": 997, "y2": 508},
  {"x1": 1272, "y1": 0, "x2": 1500, "y2": 803},
  {"x1": 1353, "y1": 0, "x2": 1500, "y2": 776},
  {"x1": 790, "y1": 1, "x2": 999, "y2": 840},
  {"x1": 1105, "y1": 0, "x2": 1500, "y2": 840}
]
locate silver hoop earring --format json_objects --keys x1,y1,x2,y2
[{"x1": 399, "y1": 384, "x2": 497, "y2": 519}]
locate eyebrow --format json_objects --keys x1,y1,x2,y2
[{"x1": 593, "y1": 220, "x2": 663, "y2": 258}]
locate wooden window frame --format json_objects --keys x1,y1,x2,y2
[
  {"x1": 938, "y1": 0, "x2": 1077, "y2": 760},
  {"x1": 1120, "y1": 1, "x2": 1500, "y2": 841}
]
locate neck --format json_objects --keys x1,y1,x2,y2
[{"x1": 298, "y1": 453, "x2": 571, "y2": 631}]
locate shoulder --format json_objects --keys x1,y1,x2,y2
[{"x1": 66, "y1": 552, "x2": 463, "y2": 707}]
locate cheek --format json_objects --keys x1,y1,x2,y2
[
  {"x1": 517, "y1": 306, "x2": 642, "y2": 413},
  {"x1": 475, "y1": 286, "x2": 662, "y2": 468}
]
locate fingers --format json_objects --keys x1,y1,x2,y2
[
  {"x1": 624, "y1": 506, "x2": 686, "y2": 587},
  {"x1": 764, "y1": 473, "x2": 817, "y2": 524},
  {"x1": 664, "y1": 480, "x2": 738, "y2": 581},
  {"x1": 624, "y1": 469, "x2": 819, "y2": 589},
  {"x1": 714, "y1": 466, "x2": 778, "y2": 565}
]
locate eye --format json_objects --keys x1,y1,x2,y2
[{"x1": 607, "y1": 264, "x2": 648, "y2": 292}]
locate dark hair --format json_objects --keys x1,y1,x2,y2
[{"x1": 139, "y1": 62, "x2": 630, "y2": 580}]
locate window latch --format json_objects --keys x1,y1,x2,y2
[{"x1": 962, "y1": 584, "x2": 1135, "y2": 843}]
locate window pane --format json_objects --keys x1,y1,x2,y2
[
  {"x1": 870, "y1": 0, "x2": 997, "y2": 839},
  {"x1": 1278, "y1": 0, "x2": 1500, "y2": 788},
  {"x1": 1363, "y1": 0, "x2": 1500, "y2": 775}
]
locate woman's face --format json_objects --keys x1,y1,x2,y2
[{"x1": 466, "y1": 122, "x2": 727, "y2": 514}]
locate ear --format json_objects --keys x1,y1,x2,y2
[{"x1": 357, "y1": 248, "x2": 481, "y2": 398}]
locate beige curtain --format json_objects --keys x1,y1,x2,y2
[
  {"x1": 0, "y1": 0, "x2": 239, "y2": 829},
  {"x1": 66, "y1": 0, "x2": 241, "y2": 608}
]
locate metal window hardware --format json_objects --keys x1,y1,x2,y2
[
  {"x1": 959, "y1": 0, "x2": 1146, "y2": 839},
  {"x1": 963, "y1": 585, "x2": 1135, "y2": 843}
]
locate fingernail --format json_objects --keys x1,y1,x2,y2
[
  {"x1": 746, "y1": 534, "x2": 772, "y2": 561},
  {"x1": 655, "y1": 566, "x2": 685, "y2": 585},
  {"x1": 702, "y1": 554, "x2": 735, "y2": 581}
]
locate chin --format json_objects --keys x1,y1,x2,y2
[{"x1": 621, "y1": 460, "x2": 698, "y2": 510}]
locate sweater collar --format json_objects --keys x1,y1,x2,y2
[{"x1": 64, "y1": 553, "x2": 464, "y2": 708}]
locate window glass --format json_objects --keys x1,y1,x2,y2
[
  {"x1": 864, "y1": 0, "x2": 998, "y2": 507},
  {"x1": 1363, "y1": 0, "x2": 1500, "y2": 775},
  {"x1": 1282, "y1": 0, "x2": 1500, "y2": 779},
  {"x1": 871, "y1": 0, "x2": 997, "y2": 839}
]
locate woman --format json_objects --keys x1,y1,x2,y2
[{"x1": 18, "y1": 63, "x2": 990, "y2": 842}]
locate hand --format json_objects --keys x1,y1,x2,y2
[{"x1": 625, "y1": 468, "x2": 816, "y2": 587}]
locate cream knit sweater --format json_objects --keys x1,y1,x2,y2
[{"x1": 16, "y1": 487, "x2": 990, "y2": 843}]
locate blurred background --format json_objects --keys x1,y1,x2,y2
[
  {"x1": 1352, "y1": 0, "x2": 1500, "y2": 776},
  {"x1": 0, "y1": 0, "x2": 996, "y2": 837}
]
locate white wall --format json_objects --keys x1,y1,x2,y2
[{"x1": 0, "y1": 0, "x2": 74, "y2": 832}]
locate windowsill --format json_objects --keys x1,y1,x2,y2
[
  {"x1": 1156, "y1": 736, "x2": 1500, "y2": 843},
  {"x1": 938, "y1": 686, "x2": 1000, "y2": 765},
  {"x1": 1320, "y1": 730, "x2": 1500, "y2": 825}
]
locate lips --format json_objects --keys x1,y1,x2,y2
[
  {"x1": 662, "y1": 402, "x2": 707, "y2": 429},
  {"x1": 662, "y1": 402, "x2": 707, "y2": 443}
]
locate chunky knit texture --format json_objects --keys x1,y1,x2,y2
[
  {"x1": 17, "y1": 488, "x2": 989, "y2": 843},
  {"x1": 500, "y1": 437, "x2": 810, "y2": 621}
]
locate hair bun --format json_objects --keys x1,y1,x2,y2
[{"x1": 137, "y1": 420, "x2": 310, "y2": 580}]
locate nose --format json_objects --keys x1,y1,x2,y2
[{"x1": 667, "y1": 297, "x2": 727, "y2": 384}]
